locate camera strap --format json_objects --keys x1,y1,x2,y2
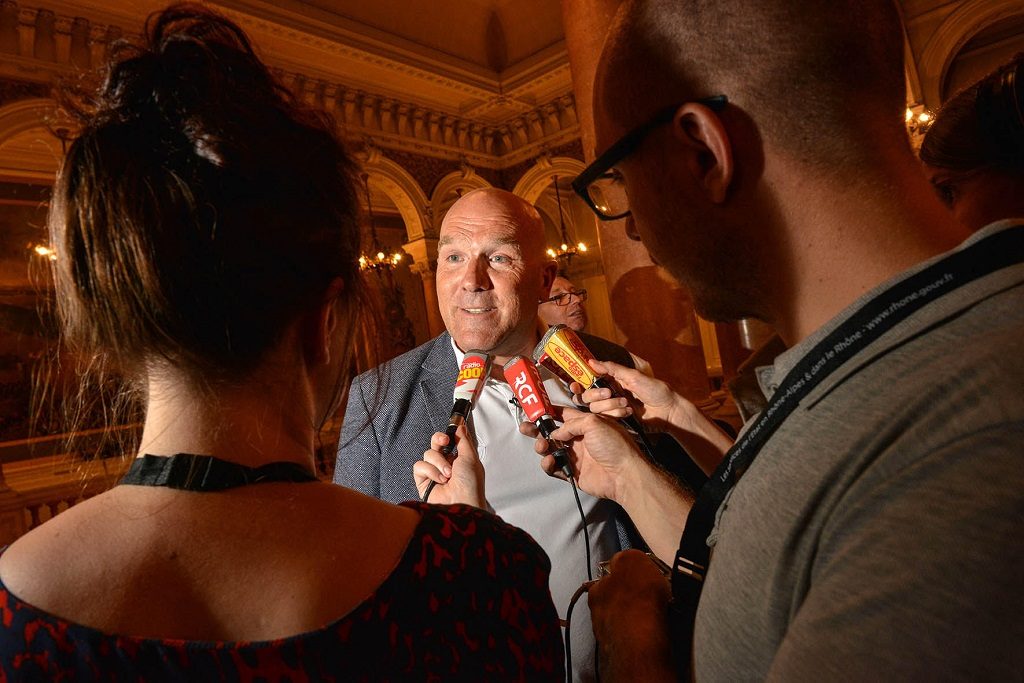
[{"x1": 669, "y1": 225, "x2": 1024, "y2": 675}]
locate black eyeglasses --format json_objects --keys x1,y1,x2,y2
[
  {"x1": 571, "y1": 95, "x2": 728, "y2": 220},
  {"x1": 543, "y1": 289, "x2": 587, "y2": 306}
]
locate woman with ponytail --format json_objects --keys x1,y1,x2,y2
[
  {"x1": 0, "y1": 5, "x2": 562, "y2": 679},
  {"x1": 920, "y1": 53, "x2": 1024, "y2": 231}
]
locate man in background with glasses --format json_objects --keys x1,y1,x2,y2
[
  {"x1": 539, "y1": 276, "x2": 657, "y2": 381},
  {"x1": 539, "y1": 276, "x2": 590, "y2": 332},
  {"x1": 537, "y1": 0, "x2": 1024, "y2": 680}
]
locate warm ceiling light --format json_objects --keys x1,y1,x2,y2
[
  {"x1": 32, "y1": 244, "x2": 57, "y2": 260},
  {"x1": 546, "y1": 175, "x2": 588, "y2": 267}
]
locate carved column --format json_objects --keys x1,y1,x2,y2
[
  {"x1": 561, "y1": 0, "x2": 712, "y2": 401},
  {"x1": 403, "y1": 237, "x2": 444, "y2": 338},
  {"x1": 0, "y1": 1, "x2": 18, "y2": 56},
  {"x1": 33, "y1": 8, "x2": 56, "y2": 61}
]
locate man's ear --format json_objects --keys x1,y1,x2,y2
[
  {"x1": 307, "y1": 277, "x2": 346, "y2": 365},
  {"x1": 670, "y1": 102, "x2": 734, "y2": 203}
]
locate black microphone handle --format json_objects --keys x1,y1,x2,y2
[
  {"x1": 438, "y1": 421, "x2": 459, "y2": 457},
  {"x1": 423, "y1": 401, "x2": 471, "y2": 502},
  {"x1": 536, "y1": 417, "x2": 573, "y2": 478},
  {"x1": 422, "y1": 424, "x2": 456, "y2": 503},
  {"x1": 438, "y1": 398, "x2": 472, "y2": 456}
]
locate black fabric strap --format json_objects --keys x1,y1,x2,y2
[
  {"x1": 669, "y1": 225, "x2": 1024, "y2": 676},
  {"x1": 120, "y1": 453, "x2": 318, "y2": 491}
]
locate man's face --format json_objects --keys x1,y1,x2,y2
[
  {"x1": 593, "y1": 96, "x2": 758, "y2": 323},
  {"x1": 538, "y1": 276, "x2": 588, "y2": 332},
  {"x1": 436, "y1": 192, "x2": 553, "y2": 359}
]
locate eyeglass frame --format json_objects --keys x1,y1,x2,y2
[
  {"x1": 542, "y1": 288, "x2": 587, "y2": 306},
  {"x1": 571, "y1": 95, "x2": 729, "y2": 221}
]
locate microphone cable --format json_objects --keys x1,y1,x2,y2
[
  {"x1": 563, "y1": 468, "x2": 598, "y2": 683},
  {"x1": 563, "y1": 578, "x2": 597, "y2": 683},
  {"x1": 506, "y1": 391, "x2": 595, "y2": 679}
]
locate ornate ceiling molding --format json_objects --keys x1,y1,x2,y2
[{"x1": 0, "y1": 0, "x2": 580, "y2": 169}]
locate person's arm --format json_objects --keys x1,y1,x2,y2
[
  {"x1": 480, "y1": 511, "x2": 566, "y2": 681},
  {"x1": 544, "y1": 408, "x2": 692, "y2": 563},
  {"x1": 576, "y1": 359, "x2": 733, "y2": 475},
  {"x1": 334, "y1": 373, "x2": 382, "y2": 495}
]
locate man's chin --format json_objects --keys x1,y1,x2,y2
[
  {"x1": 567, "y1": 313, "x2": 587, "y2": 330},
  {"x1": 450, "y1": 334, "x2": 498, "y2": 354}
]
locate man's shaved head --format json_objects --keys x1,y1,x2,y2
[
  {"x1": 435, "y1": 187, "x2": 556, "y2": 361},
  {"x1": 597, "y1": 0, "x2": 907, "y2": 167},
  {"x1": 441, "y1": 188, "x2": 548, "y2": 261}
]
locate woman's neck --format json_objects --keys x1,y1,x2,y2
[{"x1": 138, "y1": 369, "x2": 318, "y2": 470}]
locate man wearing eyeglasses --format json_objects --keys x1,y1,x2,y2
[
  {"x1": 536, "y1": 0, "x2": 1024, "y2": 680},
  {"x1": 539, "y1": 276, "x2": 589, "y2": 332},
  {"x1": 539, "y1": 275, "x2": 657, "y2": 382}
]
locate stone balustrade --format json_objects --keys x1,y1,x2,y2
[{"x1": 0, "y1": 453, "x2": 127, "y2": 545}]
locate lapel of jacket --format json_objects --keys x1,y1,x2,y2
[{"x1": 418, "y1": 332, "x2": 457, "y2": 433}]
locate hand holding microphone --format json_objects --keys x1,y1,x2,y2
[
  {"x1": 502, "y1": 356, "x2": 573, "y2": 478},
  {"x1": 580, "y1": 358, "x2": 733, "y2": 476},
  {"x1": 415, "y1": 424, "x2": 485, "y2": 506},
  {"x1": 533, "y1": 325, "x2": 655, "y2": 454},
  {"x1": 420, "y1": 350, "x2": 491, "y2": 503},
  {"x1": 578, "y1": 358, "x2": 683, "y2": 427}
]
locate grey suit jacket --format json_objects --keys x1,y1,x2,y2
[{"x1": 336, "y1": 331, "x2": 643, "y2": 548}]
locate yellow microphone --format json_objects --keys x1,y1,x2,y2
[{"x1": 533, "y1": 325, "x2": 654, "y2": 453}]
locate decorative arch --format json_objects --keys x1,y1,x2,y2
[
  {"x1": 360, "y1": 147, "x2": 431, "y2": 241},
  {"x1": 511, "y1": 155, "x2": 586, "y2": 205},
  {"x1": 430, "y1": 164, "x2": 491, "y2": 225},
  {"x1": 918, "y1": 0, "x2": 1024, "y2": 107},
  {"x1": 0, "y1": 98, "x2": 58, "y2": 147},
  {"x1": 896, "y1": 1, "x2": 924, "y2": 106}
]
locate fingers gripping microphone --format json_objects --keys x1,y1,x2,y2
[
  {"x1": 533, "y1": 325, "x2": 654, "y2": 454},
  {"x1": 422, "y1": 350, "x2": 491, "y2": 502},
  {"x1": 502, "y1": 356, "x2": 573, "y2": 478}
]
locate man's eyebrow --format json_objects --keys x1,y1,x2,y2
[
  {"x1": 491, "y1": 237, "x2": 523, "y2": 249},
  {"x1": 437, "y1": 235, "x2": 523, "y2": 250}
]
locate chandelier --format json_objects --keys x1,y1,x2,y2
[
  {"x1": 905, "y1": 106, "x2": 935, "y2": 138},
  {"x1": 546, "y1": 175, "x2": 588, "y2": 265},
  {"x1": 358, "y1": 173, "x2": 404, "y2": 272}
]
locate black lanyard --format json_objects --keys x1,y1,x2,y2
[{"x1": 669, "y1": 226, "x2": 1024, "y2": 673}]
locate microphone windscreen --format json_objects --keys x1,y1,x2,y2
[
  {"x1": 453, "y1": 350, "x2": 491, "y2": 403},
  {"x1": 533, "y1": 325, "x2": 598, "y2": 387},
  {"x1": 502, "y1": 356, "x2": 553, "y2": 424}
]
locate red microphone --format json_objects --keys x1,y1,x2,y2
[
  {"x1": 422, "y1": 350, "x2": 491, "y2": 502},
  {"x1": 502, "y1": 356, "x2": 573, "y2": 477}
]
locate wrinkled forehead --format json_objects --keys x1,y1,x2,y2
[
  {"x1": 550, "y1": 277, "x2": 575, "y2": 294},
  {"x1": 440, "y1": 202, "x2": 545, "y2": 260},
  {"x1": 438, "y1": 214, "x2": 528, "y2": 250}
]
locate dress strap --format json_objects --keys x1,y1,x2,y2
[{"x1": 120, "y1": 453, "x2": 318, "y2": 491}]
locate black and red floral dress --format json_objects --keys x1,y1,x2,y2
[{"x1": 0, "y1": 502, "x2": 564, "y2": 681}]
